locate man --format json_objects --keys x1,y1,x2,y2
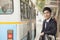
[{"x1": 40, "y1": 7, "x2": 57, "y2": 40}]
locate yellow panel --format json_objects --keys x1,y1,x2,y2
[{"x1": 0, "y1": 21, "x2": 29, "y2": 24}]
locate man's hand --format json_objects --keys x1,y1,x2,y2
[{"x1": 40, "y1": 32, "x2": 44, "y2": 36}]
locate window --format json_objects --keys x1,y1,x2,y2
[
  {"x1": 51, "y1": 0, "x2": 57, "y2": 1},
  {"x1": 0, "y1": 0, "x2": 13, "y2": 14},
  {"x1": 25, "y1": 0, "x2": 29, "y2": 3},
  {"x1": 20, "y1": 0, "x2": 30, "y2": 20},
  {"x1": 20, "y1": 1, "x2": 25, "y2": 20}
]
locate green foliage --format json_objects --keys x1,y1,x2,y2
[{"x1": 36, "y1": 0, "x2": 45, "y2": 11}]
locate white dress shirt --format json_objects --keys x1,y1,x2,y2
[{"x1": 45, "y1": 18, "x2": 51, "y2": 28}]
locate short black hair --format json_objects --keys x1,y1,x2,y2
[{"x1": 43, "y1": 7, "x2": 52, "y2": 13}]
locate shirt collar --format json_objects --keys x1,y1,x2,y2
[{"x1": 46, "y1": 17, "x2": 51, "y2": 22}]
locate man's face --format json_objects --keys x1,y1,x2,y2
[{"x1": 43, "y1": 10, "x2": 51, "y2": 20}]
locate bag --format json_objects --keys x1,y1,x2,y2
[
  {"x1": 39, "y1": 36, "x2": 42, "y2": 40},
  {"x1": 39, "y1": 34, "x2": 55, "y2": 40}
]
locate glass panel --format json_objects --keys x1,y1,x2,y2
[
  {"x1": 21, "y1": 0, "x2": 25, "y2": 2},
  {"x1": 59, "y1": 23, "x2": 60, "y2": 32},
  {"x1": 20, "y1": 0, "x2": 30, "y2": 20},
  {"x1": 0, "y1": 0, "x2": 13, "y2": 14},
  {"x1": 25, "y1": 0, "x2": 29, "y2": 3},
  {"x1": 23, "y1": 3, "x2": 26, "y2": 19},
  {"x1": 27, "y1": 6, "x2": 30, "y2": 19},
  {"x1": 51, "y1": 0, "x2": 57, "y2": 1},
  {"x1": 26, "y1": 4, "x2": 28, "y2": 19},
  {"x1": 20, "y1": 1, "x2": 25, "y2": 20},
  {"x1": 20, "y1": 1, "x2": 24, "y2": 19}
]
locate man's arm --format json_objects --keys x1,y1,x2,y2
[{"x1": 41, "y1": 21, "x2": 45, "y2": 33}]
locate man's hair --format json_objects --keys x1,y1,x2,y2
[{"x1": 43, "y1": 7, "x2": 52, "y2": 13}]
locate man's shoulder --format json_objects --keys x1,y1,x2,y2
[{"x1": 50, "y1": 18, "x2": 57, "y2": 23}]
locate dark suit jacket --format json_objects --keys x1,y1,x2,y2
[
  {"x1": 41, "y1": 18, "x2": 57, "y2": 36},
  {"x1": 40, "y1": 18, "x2": 57, "y2": 40}
]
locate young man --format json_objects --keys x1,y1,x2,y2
[{"x1": 40, "y1": 7, "x2": 57, "y2": 40}]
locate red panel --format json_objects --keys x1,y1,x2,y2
[{"x1": 8, "y1": 33, "x2": 13, "y2": 39}]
